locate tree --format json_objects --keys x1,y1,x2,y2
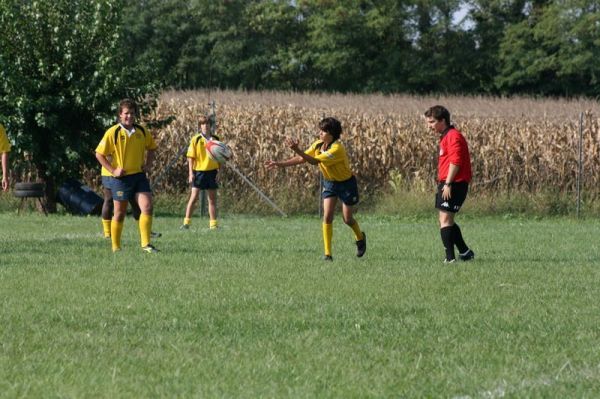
[
  {"x1": 496, "y1": 0, "x2": 600, "y2": 96},
  {"x1": 0, "y1": 0, "x2": 161, "y2": 211}
]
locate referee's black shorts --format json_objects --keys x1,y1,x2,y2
[{"x1": 435, "y1": 181, "x2": 469, "y2": 213}]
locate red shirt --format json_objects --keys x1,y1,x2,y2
[{"x1": 438, "y1": 127, "x2": 472, "y2": 183}]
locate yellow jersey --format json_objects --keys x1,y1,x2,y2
[
  {"x1": 0, "y1": 124, "x2": 11, "y2": 153},
  {"x1": 96, "y1": 124, "x2": 157, "y2": 176},
  {"x1": 305, "y1": 140, "x2": 353, "y2": 182},
  {"x1": 186, "y1": 133, "x2": 221, "y2": 172}
]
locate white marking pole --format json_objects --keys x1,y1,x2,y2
[{"x1": 225, "y1": 162, "x2": 287, "y2": 217}]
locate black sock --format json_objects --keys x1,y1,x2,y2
[
  {"x1": 440, "y1": 226, "x2": 455, "y2": 260},
  {"x1": 453, "y1": 223, "x2": 469, "y2": 254}
]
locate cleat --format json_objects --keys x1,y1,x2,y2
[
  {"x1": 443, "y1": 258, "x2": 456, "y2": 264},
  {"x1": 142, "y1": 244, "x2": 160, "y2": 254},
  {"x1": 323, "y1": 255, "x2": 333, "y2": 261},
  {"x1": 459, "y1": 249, "x2": 475, "y2": 261},
  {"x1": 150, "y1": 231, "x2": 162, "y2": 238},
  {"x1": 209, "y1": 226, "x2": 219, "y2": 230},
  {"x1": 112, "y1": 247, "x2": 121, "y2": 253},
  {"x1": 356, "y1": 232, "x2": 366, "y2": 257},
  {"x1": 179, "y1": 224, "x2": 190, "y2": 230}
]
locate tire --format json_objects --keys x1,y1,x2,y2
[
  {"x1": 14, "y1": 189, "x2": 44, "y2": 198},
  {"x1": 15, "y1": 182, "x2": 44, "y2": 191}
]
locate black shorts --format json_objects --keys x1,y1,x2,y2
[
  {"x1": 192, "y1": 170, "x2": 218, "y2": 190},
  {"x1": 322, "y1": 176, "x2": 359, "y2": 206},
  {"x1": 435, "y1": 181, "x2": 468, "y2": 213}
]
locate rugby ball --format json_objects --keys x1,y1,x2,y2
[{"x1": 205, "y1": 140, "x2": 232, "y2": 164}]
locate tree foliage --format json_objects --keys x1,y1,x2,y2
[{"x1": 0, "y1": 0, "x2": 161, "y2": 210}]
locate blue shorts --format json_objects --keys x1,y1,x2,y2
[
  {"x1": 101, "y1": 176, "x2": 114, "y2": 191},
  {"x1": 192, "y1": 170, "x2": 218, "y2": 190},
  {"x1": 111, "y1": 173, "x2": 152, "y2": 201},
  {"x1": 322, "y1": 175, "x2": 359, "y2": 206}
]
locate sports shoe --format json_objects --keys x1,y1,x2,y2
[
  {"x1": 443, "y1": 258, "x2": 456, "y2": 264},
  {"x1": 323, "y1": 255, "x2": 333, "y2": 261},
  {"x1": 142, "y1": 244, "x2": 160, "y2": 253},
  {"x1": 356, "y1": 232, "x2": 367, "y2": 257},
  {"x1": 179, "y1": 224, "x2": 190, "y2": 230},
  {"x1": 459, "y1": 249, "x2": 475, "y2": 261},
  {"x1": 112, "y1": 247, "x2": 121, "y2": 253},
  {"x1": 150, "y1": 231, "x2": 162, "y2": 238}
]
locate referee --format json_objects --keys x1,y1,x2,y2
[{"x1": 425, "y1": 105, "x2": 475, "y2": 264}]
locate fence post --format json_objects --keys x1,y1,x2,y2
[{"x1": 576, "y1": 112, "x2": 583, "y2": 218}]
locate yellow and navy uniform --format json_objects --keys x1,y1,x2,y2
[
  {"x1": 0, "y1": 124, "x2": 11, "y2": 153},
  {"x1": 304, "y1": 139, "x2": 352, "y2": 181},
  {"x1": 95, "y1": 124, "x2": 157, "y2": 176},
  {"x1": 186, "y1": 133, "x2": 221, "y2": 171}
]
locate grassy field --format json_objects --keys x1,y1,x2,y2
[{"x1": 1, "y1": 212, "x2": 600, "y2": 397}]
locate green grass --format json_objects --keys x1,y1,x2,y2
[{"x1": 1, "y1": 212, "x2": 600, "y2": 397}]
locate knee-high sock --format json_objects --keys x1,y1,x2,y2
[
  {"x1": 440, "y1": 226, "x2": 455, "y2": 260},
  {"x1": 111, "y1": 220, "x2": 124, "y2": 251},
  {"x1": 139, "y1": 214, "x2": 152, "y2": 247},
  {"x1": 452, "y1": 223, "x2": 469, "y2": 254},
  {"x1": 322, "y1": 223, "x2": 333, "y2": 256},
  {"x1": 102, "y1": 219, "x2": 111, "y2": 238},
  {"x1": 349, "y1": 220, "x2": 363, "y2": 241}
]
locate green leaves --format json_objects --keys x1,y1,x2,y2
[{"x1": 0, "y1": 0, "x2": 162, "y2": 203}]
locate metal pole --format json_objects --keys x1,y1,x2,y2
[
  {"x1": 319, "y1": 175, "x2": 323, "y2": 218},
  {"x1": 577, "y1": 112, "x2": 583, "y2": 218},
  {"x1": 225, "y1": 162, "x2": 287, "y2": 217},
  {"x1": 200, "y1": 190, "x2": 207, "y2": 217}
]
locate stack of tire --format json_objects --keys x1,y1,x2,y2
[
  {"x1": 57, "y1": 178, "x2": 103, "y2": 216},
  {"x1": 13, "y1": 182, "x2": 45, "y2": 199}
]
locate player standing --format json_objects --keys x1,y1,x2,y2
[
  {"x1": 425, "y1": 105, "x2": 475, "y2": 263},
  {"x1": 180, "y1": 115, "x2": 221, "y2": 230},
  {"x1": 95, "y1": 98, "x2": 159, "y2": 253}
]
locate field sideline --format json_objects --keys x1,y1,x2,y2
[{"x1": 1, "y1": 213, "x2": 600, "y2": 397}]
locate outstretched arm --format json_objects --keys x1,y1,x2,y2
[
  {"x1": 286, "y1": 137, "x2": 319, "y2": 165},
  {"x1": 265, "y1": 155, "x2": 305, "y2": 170},
  {"x1": 1, "y1": 152, "x2": 8, "y2": 191}
]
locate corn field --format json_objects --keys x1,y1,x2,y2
[{"x1": 144, "y1": 90, "x2": 600, "y2": 212}]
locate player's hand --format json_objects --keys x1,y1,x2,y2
[
  {"x1": 2, "y1": 176, "x2": 8, "y2": 192},
  {"x1": 265, "y1": 160, "x2": 279, "y2": 170},
  {"x1": 188, "y1": 173, "x2": 194, "y2": 184},
  {"x1": 112, "y1": 167, "x2": 125, "y2": 177},
  {"x1": 285, "y1": 137, "x2": 300, "y2": 151},
  {"x1": 442, "y1": 184, "x2": 452, "y2": 200}
]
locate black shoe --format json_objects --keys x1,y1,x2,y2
[
  {"x1": 323, "y1": 255, "x2": 333, "y2": 261},
  {"x1": 150, "y1": 231, "x2": 162, "y2": 238},
  {"x1": 459, "y1": 249, "x2": 475, "y2": 261},
  {"x1": 356, "y1": 232, "x2": 366, "y2": 257}
]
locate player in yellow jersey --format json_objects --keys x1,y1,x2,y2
[
  {"x1": 95, "y1": 98, "x2": 159, "y2": 253},
  {"x1": 265, "y1": 117, "x2": 366, "y2": 261},
  {"x1": 180, "y1": 115, "x2": 221, "y2": 230},
  {"x1": 0, "y1": 123, "x2": 10, "y2": 192}
]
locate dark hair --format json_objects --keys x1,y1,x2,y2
[
  {"x1": 424, "y1": 105, "x2": 451, "y2": 126},
  {"x1": 319, "y1": 117, "x2": 342, "y2": 141},
  {"x1": 118, "y1": 98, "x2": 138, "y2": 117}
]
